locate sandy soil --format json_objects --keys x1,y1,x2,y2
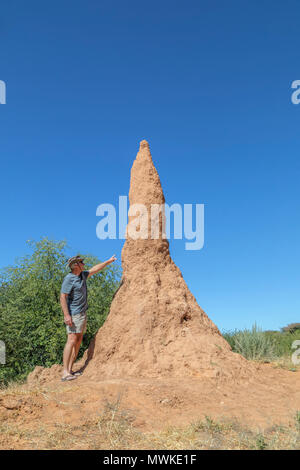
[{"x1": 1, "y1": 362, "x2": 299, "y2": 439}]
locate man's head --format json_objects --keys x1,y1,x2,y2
[{"x1": 67, "y1": 255, "x2": 85, "y2": 275}]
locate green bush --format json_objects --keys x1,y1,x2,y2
[
  {"x1": 223, "y1": 323, "x2": 278, "y2": 361},
  {"x1": 264, "y1": 330, "x2": 300, "y2": 357},
  {"x1": 0, "y1": 238, "x2": 121, "y2": 385}
]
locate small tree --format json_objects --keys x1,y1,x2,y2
[
  {"x1": 0, "y1": 238, "x2": 121, "y2": 384},
  {"x1": 281, "y1": 323, "x2": 300, "y2": 334}
]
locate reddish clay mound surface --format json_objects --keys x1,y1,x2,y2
[
  {"x1": 24, "y1": 140, "x2": 300, "y2": 436},
  {"x1": 82, "y1": 140, "x2": 254, "y2": 381}
]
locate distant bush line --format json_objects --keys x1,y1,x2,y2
[{"x1": 223, "y1": 323, "x2": 300, "y2": 363}]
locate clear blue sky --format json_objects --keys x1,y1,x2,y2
[{"x1": 1, "y1": 1, "x2": 299, "y2": 332}]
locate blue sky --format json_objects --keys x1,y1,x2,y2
[{"x1": 0, "y1": 0, "x2": 299, "y2": 331}]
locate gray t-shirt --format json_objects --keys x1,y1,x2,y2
[{"x1": 61, "y1": 270, "x2": 89, "y2": 315}]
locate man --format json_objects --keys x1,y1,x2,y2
[{"x1": 60, "y1": 254, "x2": 117, "y2": 381}]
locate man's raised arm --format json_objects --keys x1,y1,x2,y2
[{"x1": 87, "y1": 254, "x2": 117, "y2": 278}]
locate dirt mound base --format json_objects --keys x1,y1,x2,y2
[
  {"x1": 9, "y1": 364, "x2": 300, "y2": 448},
  {"x1": 80, "y1": 140, "x2": 255, "y2": 381}
]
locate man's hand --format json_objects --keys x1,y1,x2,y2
[
  {"x1": 64, "y1": 314, "x2": 73, "y2": 327},
  {"x1": 108, "y1": 254, "x2": 117, "y2": 264},
  {"x1": 88, "y1": 254, "x2": 117, "y2": 277}
]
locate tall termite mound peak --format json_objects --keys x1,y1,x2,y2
[{"x1": 85, "y1": 140, "x2": 253, "y2": 380}]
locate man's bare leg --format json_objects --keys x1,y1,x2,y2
[
  {"x1": 68, "y1": 333, "x2": 83, "y2": 374},
  {"x1": 62, "y1": 334, "x2": 78, "y2": 378}
]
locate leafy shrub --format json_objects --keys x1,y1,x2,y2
[{"x1": 265, "y1": 329, "x2": 300, "y2": 357}]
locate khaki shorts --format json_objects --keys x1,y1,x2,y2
[{"x1": 66, "y1": 312, "x2": 87, "y2": 334}]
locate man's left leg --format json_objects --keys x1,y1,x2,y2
[
  {"x1": 62, "y1": 333, "x2": 78, "y2": 380},
  {"x1": 68, "y1": 332, "x2": 83, "y2": 373}
]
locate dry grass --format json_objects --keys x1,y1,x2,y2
[
  {"x1": 270, "y1": 355, "x2": 300, "y2": 372},
  {"x1": 145, "y1": 416, "x2": 300, "y2": 450},
  {"x1": 1, "y1": 412, "x2": 300, "y2": 450}
]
